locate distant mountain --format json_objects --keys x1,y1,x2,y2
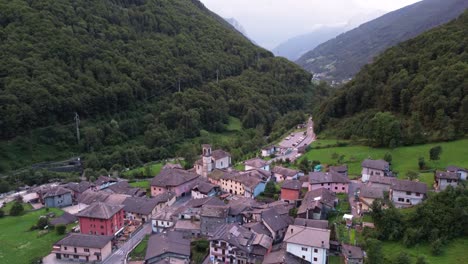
[
  {"x1": 314, "y1": 10, "x2": 468, "y2": 146},
  {"x1": 297, "y1": 0, "x2": 468, "y2": 83},
  {"x1": 273, "y1": 10, "x2": 385, "y2": 61}
]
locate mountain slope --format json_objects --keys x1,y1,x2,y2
[
  {"x1": 0, "y1": 0, "x2": 323, "y2": 172},
  {"x1": 314, "y1": 10, "x2": 468, "y2": 147},
  {"x1": 297, "y1": 0, "x2": 468, "y2": 83}
]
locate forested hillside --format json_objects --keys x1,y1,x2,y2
[
  {"x1": 0, "y1": 0, "x2": 327, "y2": 172},
  {"x1": 296, "y1": 0, "x2": 468, "y2": 83},
  {"x1": 314, "y1": 11, "x2": 468, "y2": 147}
]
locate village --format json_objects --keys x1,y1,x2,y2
[{"x1": 0, "y1": 118, "x2": 467, "y2": 264}]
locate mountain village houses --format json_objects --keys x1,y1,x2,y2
[{"x1": 4, "y1": 132, "x2": 466, "y2": 264}]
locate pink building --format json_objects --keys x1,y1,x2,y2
[
  {"x1": 309, "y1": 171, "x2": 350, "y2": 194},
  {"x1": 151, "y1": 168, "x2": 199, "y2": 197},
  {"x1": 77, "y1": 202, "x2": 125, "y2": 236}
]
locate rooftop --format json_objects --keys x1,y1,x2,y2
[
  {"x1": 43, "y1": 187, "x2": 72, "y2": 198},
  {"x1": 212, "y1": 149, "x2": 231, "y2": 160},
  {"x1": 151, "y1": 168, "x2": 199, "y2": 187},
  {"x1": 284, "y1": 225, "x2": 330, "y2": 249},
  {"x1": 55, "y1": 233, "x2": 112, "y2": 249},
  {"x1": 293, "y1": 219, "x2": 328, "y2": 230},
  {"x1": 272, "y1": 166, "x2": 299, "y2": 177},
  {"x1": 435, "y1": 170, "x2": 459, "y2": 180},
  {"x1": 123, "y1": 196, "x2": 162, "y2": 215},
  {"x1": 359, "y1": 185, "x2": 384, "y2": 199},
  {"x1": 211, "y1": 223, "x2": 272, "y2": 253},
  {"x1": 391, "y1": 179, "x2": 427, "y2": 194},
  {"x1": 298, "y1": 188, "x2": 336, "y2": 215},
  {"x1": 145, "y1": 231, "x2": 190, "y2": 261},
  {"x1": 309, "y1": 171, "x2": 350, "y2": 184},
  {"x1": 341, "y1": 244, "x2": 364, "y2": 259},
  {"x1": 281, "y1": 179, "x2": 302, "y2": 190},
  {"x1": 361, "y1": 159, "x2": 389, "y2": 171},
  {"x1": 244, "y1": 157, "x2": 268, "y2": 168},
  {"x1": 76, "y1": 202, "x2": 124, "y2": 219},
  {"x1": 368, "y1": 175, "x2": 396, "y2": 185}
]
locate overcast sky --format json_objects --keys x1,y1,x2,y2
[{"x1": 200, "y1": 0, "x2": 421, "y2": 49}]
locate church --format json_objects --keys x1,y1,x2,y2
[{"x1": 194, "y1": 144, "x2": 231, "y2": 177}]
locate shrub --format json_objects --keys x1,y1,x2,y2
[
  {"x1": 430, "y1": 239, "x2": 443, "y2": 256},
  {"x1": 9, "y1": 202, "x2": 24, "y2": 216},
  {"x1": 0, "y1": 209, "x2": 4, "y2": 218},
  {"x1": 56, "y1": 224, "x2": 66, "y2": 235}
]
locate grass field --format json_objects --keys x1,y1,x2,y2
[
  {"x1": 301, "y1": 139, "x2": 468, "y2": 179},
  {"x1": 329, "y1": 255, "x2": 342, "y2": 264},
  {"x1": 123, "y1": 162, "x2": 164, "y2": 177},
  {"x1": 129, "y1": 180, "x2": 150, "y2": 189},
  {"x1": 129, "y1": 234, "x2": 149, "y2": 261},
  {"x1": 1, "y1": 201, "x2": 33, "y2": 215},
  {"x1": 0, "y1": 207, "x2": 65, "y2": 263},
  {"x1": 382, "y1": 237, "x2": 468, "y2": 264}
]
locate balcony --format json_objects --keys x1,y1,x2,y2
[{"x1": 52, "y1": 250, "x2": 90, "y2": 257}]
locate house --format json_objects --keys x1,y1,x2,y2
[
  {"x1": 50, "y1": 212, "x2": 78, "y2": 226},
  {"x1": 309, "y1": 172, "x2": 350, "y2": 194},
  {"x1": 123, "y1": 193, "x2": 175, "y2": 223},
  {"x1": 200, "y1": 205, "x2": 230, "y2": 236},
  {"x1": 76, "y1": 202, "x2": 125, "y2": 236},
  {"x1": 281, "y1": 179, "x2": 302, "y2": 202},
  {"x1": 435, "y1": 171, "x2": 459, "y2": 191},
  {"x1": 293, "y1": 218, "x2": 328, "y2": 230},
  {"x1": 220, "y1": 171, "x2": 266, "y2": 198},
  {"x1": 43, "y1": 187, "x2": 73, "y2": 208},
  {"x1": 191, "y1": 181, "x2": 220, "y2": 199},
  {"x1": 297, "y1": 188, "x2": 336, "y2": 220},
  {"x1": 210, "y1": 223, "x2": 273, "y2": 263},
  {"x1": 341, "y1": 244, "x2": 364, "y2": 264},
  {"x1": 261, "y1": 145, "x2": 277, "y2": 157},
  {"x1": 174, "y1": 220, "x2": 201, "y2": 238},
  {"x1": 361, "y1": 159, "x2": 391, "y2": 182},
  {"x1": 145, "y1": 231, "x2": 191, "y2": 264},
  {"x1": 262, "y1": 248, "x2": 308, "y2": 264},
  {"x1": 207, "y1": 168, "x2": 238, "y2": 186},
  {"x1": 446, "y1": 166, "x2": 468, "y2": 180},
  {"x1": 390, "y1": 179, "x2": 427, "y2": 208},
  {"x1": 272, "y1": 166, "x2": 300, "y2": 182},
  {"x1": 261, "y1": 207, "x2": 294, "y2": 244},
  {"x1": 358, "y1": 185, "x2": 384, "y2": 213},
  {"x1": 367, "y1": 175, "x2": 396, "y2": 191},
  {"x1": 244, "y1": 158, "x2": 270, "y2": 171},
  {"x1": 150, "y1": 168, "x2": 199, "y2": 198},
  {"x1": 151, "y1": 209, "x2": 175, "y2": 233},
  {"x1": 284, "y1": 225, "x2": 330, "y2": 264},
  {"x1": 104, "y1": 181, "x2": 146, "y2": 197},
  {"x1": 64, "y1": 181, "x2": 95, "y2": 200},
  {"x1": 329, "y1": 165, "x2": 348, "y2": 178},
  {"x1": 195, "y1": 144, "x2": 231, "y2": 177},
  {"x1": 94, "y1": 176, "x2": 118, "y2": 190},
  {"x1": 52, "y1": 233, "x2": 113, "y2": 262}
]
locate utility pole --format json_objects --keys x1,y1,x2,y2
[{"x1": 74, "y1": 112, "x2": 80, "y2": 143}]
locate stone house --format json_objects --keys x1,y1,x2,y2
[
  {"x1": 390, "y1": 179, "x2": 427, "y2": 208},
  {"x1": 272, "y1": 166, "x2": 299, "y2": 182},
  {"x1": 145, "y1": 231, "x2": 191, "y2": 264},
  {"x1": 309, "y1": 171, "x2": 350, "y2": 194},
  {"x1": 44, "y1": 187, "x2": 73, "y2": 208},
  {"x1": 361, "y1": 159, "x2": 391, "y2": 182},
  {"x1": 150, "y1": 168, "x2": 199, "y2": 198},
  {"x1": 435, "y1": 170, "x2": 459, "y2": 191},
  {"x1": 341, "y1": 244, "x2": 364, "y2": 264},
  {"x1": 297, "y1": 188, "x2": 336, "y2": 220},
  {"x1": 244, "y1": 157, "x2": 270, "y2": 171}
]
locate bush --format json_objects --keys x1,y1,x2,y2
[
  {"x1": 56, "y1": 224, "x2": 66, "y2": 235},
  {"x1": 9, "y1": 202, "x2": 24, "y2": 216},
  {"x1": 0, "y1": 209, "x2": 4, "y2": 218},
  {"x1": 430, "y1": 239, "x2": 443, "y2": 256},
  {"x1": 36, "y1": 216, "x2": 49, "y2": 229}
]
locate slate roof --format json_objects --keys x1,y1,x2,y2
[
  {"x1": 123, "y1": 197, "x2": 160, "y2": 215},
  {"x1": 435, "y1": 170, "x2": 459, "y2": 180},
  {"x1": 151, "y1": 168, "x2": 199, "y2": 187},
  {"x1": 94, "y1": 176, "x2": 117, "y2": 186},
  {"x1": 77, "y1": 190, "x2": 110, "y2": 204},
  {"x1": 174, "y1": 220, "x2": 201, "y2": 231},
  {"x1": 446, "y1": 166, "x2": 468, "y2": 172},
  {"x1": 359, "y1": 185, "x2": 384, "y2": 199},
  {"x1": 192, "y1": 181, "x2": 218, "y2": 194},
  {"x1": 309, "y1": 171, "x2": 350, "y2": 184},
  {"x1": 105, "y1": 181, "x2": 144, "y2": 196},
  {"x1": 284, "y1": 225, "x2": 330, "y2": 249},
  {"x1": 186, "y1": 196, "x2": 225, "y2": 208},
  {"x1": 209, "y1": 169, "x2": 239, "y2": 180},
  {"x1": 293, "y1": 218, "x2": 328, "y2": 230},
  {"x1": 200, "y1": 205, "x2": 229, "y2": 218},
  {"x1": 262, "y1": 208, "x2": 293, "y2": 232},
  {"x1": 212, "y1": 149, "x2": 231, "y2": 160},
  {"x1": 342, "y1": 244, "x2": 364, "y2": 259},
  {"x1": 44, "y1": 187, "x2": 72, "y2": 198},
  {"x1": 242, "y1": 169, "x2": 271, "y2": 181},
  {"x1": 64, "y1": 181, "x2": 94, "y2": 194},
  {"x1": 391, "y1": 179, "x2": 427, "y2": 194},
  {"x1": 244, "y1": 222, "x2": 271, "y2": 236},
  {"x1": 281, "y1": 179, "x2": 302, "y2": 190},
  {"x1": 50, "y1": 212, "x2": 78, "y2": 226},
  {"x1": 55, "y1": 233, "x2": 112, "y2": 248},
  {"x1": 272, "y1": 166, "x2": 299, "y2": 177},
  {"x1": 298, "y1": 188, "x2": 336, "y2": 215},
  {"x1": 76, "y1": 202, "x2": 124, "y2": 219},
  {"x1": 262, "y1": 249, "x2": 308, "y2": 264},
  {"x1": 329, "y1": 165, "x2": 348, "y2": 173},
  {"x1": 145, "y1": 231, "x2": 190, "y2": 261},
  {"x1": 211, "y1": 223, "x2": 273, "y2": 253},
  {"x1": 244, "y1": 158, "x2": 268, "y2": 168},
  {"x1": 361, "y1": 159, "x2": 389, "y2": 170},
  {"x1": 368, "y1": 175, "x2": 396, "y2": 185}
]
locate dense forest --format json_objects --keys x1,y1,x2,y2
[
  {"x1": 296, "y1": 0, "x2": 468, "y2": 83},
  {"x1": 314, "y1": 10, "x2": 468, "y2": 147},
  {"x1": 0, "y1": 0, "x2": 328, "y2": 174}
]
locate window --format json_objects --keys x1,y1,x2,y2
[
  {"x1": 84, "y1": 248, "x2": 89, "y2": 252},
  {"x1": 335, "y1": 187, "x2": 338, "y2": 190},
  {"x1": 314, "y1": 248, "x2": 318, "y2": 253},
  {"x1": 342, "y1": 187, "x2": 345, "y2": 190},
  {"x1": 321, "y1": 183, "x2": 324, "y2": 186},
  {"x1": 447, "y1": 179, "x2": 452, "y2": 183},
  {"x1": 302, "y1": 256, "x2": 306, "y2": 259},
  {"x1": 327, "y1": 183, "x2": 330, "y2": 186},
  {"x1": 301, "y1": 247, "x2": 308, "y2": 251},
  {"x1": 314, "y1": 257, "x2": 318, "y2": 262},
  {"x1": 406, "y1": 191, "x2": 411, "y2": 195},
  {"x1": 64, "y1": 254, "x2": 69, "y2": 258},
  {"x1": 73, "y1": 255, "x2": 79, "y2": 259},
  {"x1": 406, "y1": 199, "x2": 410, "y2": 203},
  {"x1": 398, "y1": 198, "x2": 404, "y2": 202},
  {"x1": 416, "y1": 192, "x2": 420, "y2": 196}
]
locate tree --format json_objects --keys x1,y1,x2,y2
[
  {"x1": 36, "y1": 216, "x2": 49, "y2": 229},
  {"x1": 406, "y1": 170, "x2": 419, "y2": 181},
  {"x1": 0, "y1": 209, "x2": 4, "y2": 218},
  {"x1": 429, "y1": 146, "x2": 442, "y2": 161},
  {"x1": 418, "y1": 157, "x2": 425, "y2": 170},
  {"x1": 56, "y1": 224, "x2": 66, "y2": 235},
  {"x1": 365, "y1": 239, "x2": 384, "y2": 264},
  {"x1": 298, "y1": 159, "x2": 310, "y2": 174},
  {"x1": 416, "y1": 256, "x2": 428, "y2": 264},
  {"x1": 383, "y1": 152, "x2": 392, "y2": 163},
  {"x1": 264, "y1": 181, "x2": 278, "y2": 198},
  {"x1": 394, "y1": 252, "x2": 411, "y2": 264},
  {"x1": 9, "y1": 202, "x2": 24, "y2": 216},
  {"x1": 0, "y1": 180, "x2": 10, "y2": 194}
]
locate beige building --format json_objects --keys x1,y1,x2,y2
[
  {"x1": 52, "y1": 233, "x2": 112, "y2": 262},
  {"x1": 195, "y1": 144, "x2": 231, "y2": 177}
]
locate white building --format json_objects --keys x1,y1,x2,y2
[
  {"x1": 195, "y1": 145, "x2": 231, "y2": 178},
  {"x1": 244, "y1": 157, "x2": 270, "y2": 171},
  {"x1": 446, "y1": 166, "x2": 467, "y2": 181},
  {"x1": 284, "y1": 225, "x2": 330, "y2": 264},
  {"x1": 435, "y1": 171, "x2": 459, "y2": 191},
  {"x1": 361, "y1": 159, "x2": 391, "y2": 182},
  {"x1": 390, "y1": 179, "x2": 427, "y2": 208}
]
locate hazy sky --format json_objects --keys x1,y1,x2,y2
[{"x1": 200, "y1": 0, "x2": 421, "y2": 49}]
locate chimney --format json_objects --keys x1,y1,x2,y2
[{"x1": 290, "y1": 228, "x2": 294, "y2": 234}]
